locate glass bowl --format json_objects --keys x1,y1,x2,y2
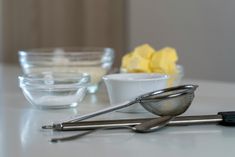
[
  {"x1": 18, "y1": 72, "x2": 90, "y2": 109},
  {"x1": 18, "y1": 47, "x2": 115, "y2": 93}
]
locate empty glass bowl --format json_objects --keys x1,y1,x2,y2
[
  {"x1": 18, "y1": 47, "x2": 115, "y2": 93},
  {"x1": 18, "y1": 72, "x2": 90, "y2": 109}
]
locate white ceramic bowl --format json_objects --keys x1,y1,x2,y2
[
  {"x1": 19, "y1": 72, "x2": 90, "y2": 109},
  {"x1": 18, "y1": 47, "x2": 114, "y2": 93},
  {"x1": 103, "y1": 73, "x2": 168, "y2": 112},
  {"x1": 120, "y1": 64, "x2": 184, "y2": 87}
]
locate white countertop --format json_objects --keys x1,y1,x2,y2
[{"x1": 1, "y1": 65, "x2": 235, "y2": 157}]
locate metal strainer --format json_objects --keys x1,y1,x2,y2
[{"x1": 43, "y1": 84, "x2": 198, "y2": 131}]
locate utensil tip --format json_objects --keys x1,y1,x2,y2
[{"x1": 42, "y1": 125, "x2": 53, "y2": 129}]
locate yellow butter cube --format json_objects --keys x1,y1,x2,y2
[
  {"x1": 121, "y1": 44, "x2": 179, "y2": 74},
  {"x1": 133, "y1": 44, "x2": 155, "y2": 59},
  {"x1": 150, "y1": 47, "x2": 178, "y2": 74},
  {"x1": 158, "y1": 47, "x2": 178, "y2": 62},
  {"x1": 121, "y1": 52, "x2": 133, "y2": 69},
  {"x1": 126, "y1": 53, "x2": 151, "y2": 73}
]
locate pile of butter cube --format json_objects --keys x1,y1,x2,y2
[{"x1": 121, "y1": 44, "x2": 178, "y2": 74}]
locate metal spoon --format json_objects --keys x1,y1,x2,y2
[{"x1": 50, "y1": 116, "x2": 173, "y2": 142}]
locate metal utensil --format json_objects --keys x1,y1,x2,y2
[
  {"x1": 48, "y1": 111, "x2": 235, "y2": 131},
  {"x1": 133, "y1": 116, "x2": 175, "y2": 133},
  {"x1": 48, "y1": 116, "x2": 177, "y2": 142},
  {"x1": 49, "y1": 111, "x2": 235, "y2": 142},
  {"x1": 135, "y1": 86, "x2": 196, "y2": 132},
  {"x1": 43, "y1": 84, "x2": 198, "y2": 131},
  {"x1": 49, "y1": 116, "x2": 175, "y2": 142}
]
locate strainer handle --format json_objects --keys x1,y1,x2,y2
[
  {"x1": 61, "y1": 100, "x2": 136, "y2": 123},
  {"x1": 218, "y1": 111, "x2": 235, "y2": 126}
]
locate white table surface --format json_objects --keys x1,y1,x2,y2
[{"x1": 1, "y1": 64, "x2": 235, "y2": 157}]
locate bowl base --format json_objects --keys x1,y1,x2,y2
[
  {"x1": 87, "y1": 84, "x2": 99, "y2": 94},
  {"x1": 33, "y1": 102, "x2": 78, "y2": 110}
]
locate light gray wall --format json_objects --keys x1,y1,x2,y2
[{"x1": 127, "y1": 0, "x2": 235, "y2": 82}]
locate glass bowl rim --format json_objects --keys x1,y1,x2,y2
[
  {"x1": 103, "y1": 73, "x2": 168, "y2": 82},
  {"x1": 18, "y1": 72, "x2": 90, "y2": 90},
  {"x1": 18, "y1": 47, "x2": 115, "y2": 56},
  {"x1": 120, "y1": 64, "x2": 184, "y2": 75}
]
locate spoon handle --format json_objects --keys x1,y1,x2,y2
[
  {"x1": 50, "y1": 130, "x2": 96, "y2": 143},
  {"x1": 132, "y1": 116, "x2": 174, "y2": 133}
]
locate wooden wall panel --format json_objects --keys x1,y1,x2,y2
[{"x1": 0, "y1": 0, "x2": 126, "y2": 67}]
